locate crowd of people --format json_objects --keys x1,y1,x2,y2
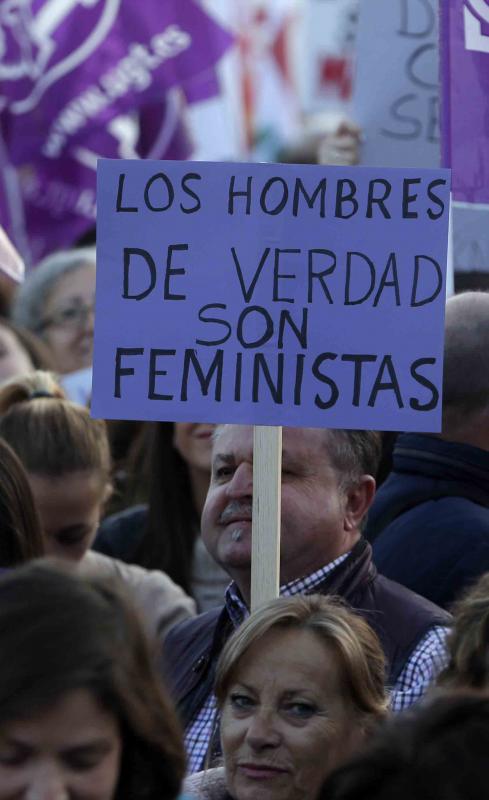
[
  {"x1": 0, "y1": 231, "x2": 486, "y2": 799},
  {"x1": 0, "y1": 0, "x2": 486, "y2": 795}
]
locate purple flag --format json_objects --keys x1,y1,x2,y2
[
  {"x1": 440, "y1": 0, "x2": 489, "y2": 204},
  {"x1": 0, "y1": 0, "x2": 233, "y2": 263}
]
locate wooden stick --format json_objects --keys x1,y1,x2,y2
[{"x1": 251, "y1": 425, "x2": 282, "y2": 611}]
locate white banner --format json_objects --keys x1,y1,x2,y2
[{"x1": 352, "y1": 0, "x2": 439, "y2": 168}]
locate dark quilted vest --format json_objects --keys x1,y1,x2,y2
[{"x1": 162, "y1": 539, "x2": 450, "y2": 729}]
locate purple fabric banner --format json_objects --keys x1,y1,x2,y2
[
  {"x1": 93, "y1": 159, "x2": 451, "y2": 432},
  {"x1": 0, "y1": 0, "x2": 233, "y2": 263},
  {"x1": 440, "y1": 0, "x2": 489, "y2": 204}
]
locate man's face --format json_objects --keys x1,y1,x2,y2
[{"x1": 201, "y1": 425, "x2": 359, "y2": 593}]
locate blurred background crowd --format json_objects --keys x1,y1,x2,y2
[{"x1": 0, "y1": 0, "x2": 488, "y2": 798}]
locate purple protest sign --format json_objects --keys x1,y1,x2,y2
[
  {"x1": 0, "y1": 0, "x2": 233, "y2": 262},
  {"x1": 92, "y1": 160, "x2": 450, "y2": 432},
  {"x1": 440, "y1": 1, "x2": 489, "y2": 204}
]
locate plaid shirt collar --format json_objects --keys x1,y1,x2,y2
[{"x1": 225, "y1": 551, "x2": 350, "y2": 629}]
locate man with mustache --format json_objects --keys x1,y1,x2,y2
[{"x1": 163, "y1": 425, "x2": 449, "y2": 773}]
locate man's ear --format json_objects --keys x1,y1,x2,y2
[{"x1": 344, "y1": 475, "x2": 376, "y2": 532}]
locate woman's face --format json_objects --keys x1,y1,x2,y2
[
  {"x1": 41, "y1": 262, "x2": 96, "y2": 374},
  {"x1": 0, "y1": 324, "x2": 33, "y2": 385},
  {"x1": 0, "y1": 688, "x2": 121, "y2": 799},
  {"x1": 28, "y1": 471, "x2": 105, "y2": 562},
  {"x1": 221, "y1": 627, "x2": 356, "y2": 800},
  {"x1": 173, "y1": 423, "x2": 215, "y2": 472}
]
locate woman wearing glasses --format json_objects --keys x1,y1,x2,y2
[{"x1": 12, "y1": 247, "x2": 96, "y2": 375}]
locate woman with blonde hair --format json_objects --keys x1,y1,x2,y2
[
  {"x1": 0, "y1": 371, "x2": 195, "y2": 643},
  {"x1": 186, "y1": 594, "x2": 388, "y2": 800}
]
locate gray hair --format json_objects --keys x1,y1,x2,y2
[
  {"x1": 443, "y1": 291, "x2": 489, "y2": 430},
  {"x1": 324, "y1": 429, "x2": 382, "y2": 489},
  {"x1": 12, "y1": 247, "x2": 96, "y2": 334}
]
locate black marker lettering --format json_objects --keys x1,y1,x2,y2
[
  {"x1": 252, "y1": 353, "x2": 284, "y2": 403},
  {"x1": 402, "y1": 178, "x2": 421, "y2": 218},
  {"x1": 308, "y1": 249, "x2": 336, "y2": 303},
  {"x1": 294, "y1": 354, "x2": 305, "y2": 405},
  {"x1": 116, "y1": 173, "x2": 138, "y2": 212},
  {"x1": 411, "y1": 255, "x2": 443, "y2": 306},
  {"x1": 313, "y1": 353, "x2": 339, "y2": 409},
  {"x1": 228, "y1": 175, "x2": 252, "y2": 215},
  {"x1": 148, "y1": 349, "x2": 175, "y2": 400},
  {"x1": 273, "y1": 249, "x2": 299, "y2": 303},
  {"x1": 373, "y1": 253, "x2": 401, "y2": 307},
  {"x1": 144, "y1": 172, "x2": 174, "y2": 211},
  {"x1": 344, "y1": 252, "x2": 376, "y2": 305},
  {"x1": 181, "y1": 349, "x2": 224, "y2": 401},
  {"x1": 123, "y1": 248, "x2": 156, "y2": 301},
  {"x1": 277, "y1": 308, "x2": 308, "y2": 349},
  {"x1": 164, "y1": 244, "x2": 188, "y2": 301},
  {"x1": 292, "y1": 178, "x2": 327, "y2": 217},
  {"x1": 409, "y1": 357, "x2": 439, "y2": 411},
  {"x1": 237, "y1": 306, "x2": 273, "y2": 349},
  {"x1": 427, "y1": 178, "x2": 446, "y2": 220},
  {"x1": 260, "y1": 177, "x2": 289, "y2": 215},
  {"x1": 231, "y1": 246, "x2": 271, "y2": 303},
  {"x1": 335, "y1": 179, "x2": 358, "y2": 219},
  {"x1": 114, "y1": 347, "x2": 144, "y2": 398},
  {"x1": 196, "y1": 303, "x2": 232, "y2": 346},
  {"x1": 341, "y1": 354, "x2": 377, "y2": 406},
  {"x1": 367, "y1": 355, "x2": 404, "y2": 408},
  {"x1": 180, "y1": 172, "x2": 202, "y2": 213},
  {"x1": 234, "y1": 352, "x2": 243, "y2": 402},
  {"x1": 366, "y1": 179, "x2": 392, "y2": 219}
]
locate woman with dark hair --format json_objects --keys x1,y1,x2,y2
[
  {"x1": 0, "y1": 437, "x2": 44, "y2": 565},
  {"x1": 96, "y1": 421, "x2": 229, "y2": 611},
  {"x1": 0, "y1": 561, "x2": 186, "y2": 799}
]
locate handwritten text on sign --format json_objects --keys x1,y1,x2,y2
[
  {"x1": 92, "y1": 160, "x2": 450, "y2": 431},
  {"x1": 353, "y1": 0, "x2": 439, "y2": 168}
]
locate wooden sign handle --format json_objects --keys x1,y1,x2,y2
[{"x1": 251, "y1": 425, "x2": 282, "y2": 611}]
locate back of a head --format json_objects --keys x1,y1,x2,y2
[
  {"x1": 0, "y1": 562, "x2": 186, "y2": 800},
  {"x1": 0, "y1": 437, "x2": 44, "y2": 565},
  {"x1": 0, "y1": 370, "x2": 110, "y2": 480},
  {"x1": 443, "y1": 291, "x2": 489, "y2": 437},
  {"x1": 438, "y1": 572, "x2": 489, "y2": 691},
  {"x1": 323, "y1": 694, "x2": 489, "y2": 800}
]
